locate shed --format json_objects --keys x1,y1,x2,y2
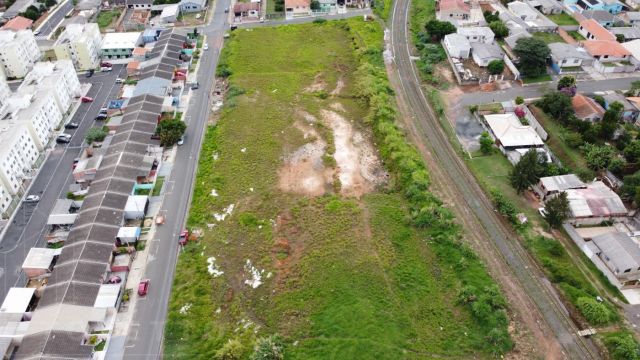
[
  {"x1": 116, "y1": 227, "x2": 141, "y2": 244},
  {"x1": 124, "y1": 195, "x2": 149, "y2": 220},
  {"x1": 93, "y1": 284, "x2": 121, "y2": 308},
  {"x1": 0, "y1": 288, "x2": 35, "y2": 314},
  {"x1": 111, "y1": 253, "x2": 132, "y2": 273},
  {"x1": 21, "y1": 248, "x2": 61, "y2": 279}
]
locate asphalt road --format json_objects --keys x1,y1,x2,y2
[
  {"x1": 237, "y1": 9, "x2": 372, "y2": 28},
  {"x1": 459, "y1": 76, "x2": 640, "y2": 106},
  {"x1": 0, "y1": 66, "x2": 126, "y2": 299},
  {"x1": 121, "y1": 3, "x2": 232, "y2": 358},
  {"x1": 388, "y1": 0, "x2": 600, "y2": 359},
  {"x1": 36, "y1": 0, "x2": 73, "y2": 37}
]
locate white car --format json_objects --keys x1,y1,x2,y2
[
  {"x1": 24, "y1": 195, "x2": 40, "y2": 203},
  {"x1": 101, "y1": 67, "x2": 112, "y2": 72},
  {"x1": 115, "y1": 78, "x2": 124, "y2": 84},
  {"x1": 177, "y1": 136, "x2": 185, "y2": 146},
  {"x1": 203, "y1": 43, "x2": 209, "y2": 51}
]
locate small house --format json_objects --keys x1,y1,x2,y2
[
  {"x1": 457, "y1": 27, "x2": 495, "y2": 44},
  {"x1": 578, "y1": 19, "x2": 616, "y2": 41},
  {"x1": 524, "y1": 0, "x2": 563, "y2": 14},
  {"x1": 572, "y1": 93, "x2": 605, "y2": 121},
  {"x1": 179, "y1": 0, "x2": 206, "y2": 13},
  {"x1": 437, "y1": 0, "x2": 470, "y2": 21},
  {"x1": 548, "y1": 42, "x2": 593, "y2": 73},
  {"x1": 443, "y1": 33, "x2": 471, "y2": 58},
  {"x1": 533, "y1": 174, "x2": 586, "y2": 200},
  {"x1": 285, "y1": 0, "x2": 311, "y2": 19},
  {"x1": 471, "y1": 42, "x2": 503, "y2": 66},
  {"x1": 581, "y1": 9, "x2": 618, "y2": 27},
  {"x1": 565, "y1": 181, "x2": 628, "y2": 225},
  {"x1": 234, "y1": 2, "x2": 261, "y2": 18}
]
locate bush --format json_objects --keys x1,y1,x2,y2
[
  {"x1": 603, "y1": 332, "x2": 640, "y2": 360},
  {"x1": 487, "y1": 60, "x2": 505, "y2": 75},
  {"x1": 515, "y1": 96, "x2": 524, "y2": 105},
  {"x1": 251, "y1": 335, "x2": 284, "y2": 360},
  {"x1": 85, "y1": 127, "x2": 107, "y2": 144},
  {"x1": 157, "y1": 119, "x2": 186, "y2": 147},
  {"x1": 565, "y1": 132, "x2": 583, "y2": 148},
  {"x1": 216, "y1": 339, "x2": 243, "y2": 360},
  {"x1": 576, "y1": 297, "x2": 612, "y2": 325},
  {"x1": 479, "y1": 131, "x2": 494, "y2": 154}
]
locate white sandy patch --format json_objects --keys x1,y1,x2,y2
[
  {"x1": 210, "y1": 189, "x2": 218, "y2": 197},
  {"x1": 213, "y1": 204, "x2": 235, "y2": 221},
  {"x1": 179, "y1": 303, "x2": 192, "y2": 314},
  {"x1": 243, "y1": 259, "x2": 264, "y2": 288},
  {"x1": 207, "y1": 257, "x2": 224, "y2": 277}
]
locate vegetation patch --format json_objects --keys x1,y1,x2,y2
[
  {"x1": 165, "y1": 19, "x2": 511, "y2": 359},
  {"x1": 96, "y1": 10, "x2": 120, "y2": 30}
]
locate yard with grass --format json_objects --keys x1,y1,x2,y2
[
  {"x1": 532, "y1": 31, "x2": 566, "y2": 44},
  {"x1": 164, "y1": 19, "x2": 510, "y2": 359},
  {"x1": 96, "y1": 10, "x2": 120, "y2": 31},
  {"x1": 568, "y1": 30, "x2": 586, "y2": 41},
  {"x1": 522, "y1": 73, "x2": 553, "y2": 84},
  {"x1": 547, "y1": 12, "x2": 579, "y2": 26}
]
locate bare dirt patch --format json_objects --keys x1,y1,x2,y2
[
  {"x1": 321, "y1": 108, "x2": 387, "y2": 197},
  {"x1": 304, "y1": 73, "x2": 326, "y2": 93},
  {"x1": 330, "y1": 76, "x2": 345, "y2": 96}
]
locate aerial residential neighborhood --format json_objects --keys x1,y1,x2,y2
[{"x1": 1, "y1": 0, "x2": 640, "y2": 356}]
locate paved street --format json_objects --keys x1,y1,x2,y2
[
  {"x1": 36, "y1": 0, "x2": 73, "y2": 37},
  {"x1": 459, "y1": 76, "x2": 640, "y2": 106},
  {"x1": 0, "y1": 66, "x2": 126, "y2": 299},
  {"x1": 388, "y1": 0, "x2": 599, "y2": 358},
  {"x1": 121, "y1": 3, "x2": 232, "y2": 359},
  {"x1": 237, "y1": 9, "x2": 371, "y2": 28}
]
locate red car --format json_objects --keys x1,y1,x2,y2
[
  {"x1": 100, "y1": 62, "x2": 112, "y2": 67},
  {"x1": 138, "y1": 279, "x2": 150, "y2": 296},
  {"x1": 81, "y1": 96, "x2": 93, "y2": 103},
  {"x1": 178, "y1": 229, "x2": 189, "y2": 245}
]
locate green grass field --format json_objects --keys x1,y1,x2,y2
[
  {"x1": 164, "y1": 19, "x2": 507, "y2": 359},
  {"x1": 532, "y1": 31, "x2": 566, "y2": 44},
  {"x1": 96, "y1": 10, "x2": 120, "y2": 31},
  {"x1": 547, "y1": 12, "x2": 579, "y2": 26}
]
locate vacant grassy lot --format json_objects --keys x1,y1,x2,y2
[
  {"x1": 532, "y1": 31, "x2": 566, "y2": 44},
  {"x1": 547, "y1": 12, "x2": 579, "y2": 26},
  {"x1": 97, "y1": 10, "x2": 120, "y2": 31},
  {"x1": 165, "y1": 19, "x2": 508, "y2": 359}
]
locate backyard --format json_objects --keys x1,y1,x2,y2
[
  {"x1": 97, "y1": 10, "x2": 120, "y2": 31},
  {"x1": 532, "y1": 31, "x2": 566, "y2": 44},
  {"x1": 547, "y1": 12, "x2": 579, "y2": 26},
  {"x1": 164, "y1": 19, "x2": 510, "y2": 359}
]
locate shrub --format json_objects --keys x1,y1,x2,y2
[
  {"x1": 487, "y1": 60, "x2": 505, "y2": 75},
  {"x1": 603, "y1": 332, "x2": 640, "y2": 360},
  {"x1": 515, "y1": 96, "x2": 524, "y2": 105},
  {"x1": 251, "y1": 335, "x2": 284, "y2": 360},
  {"x1": 85, "y1": 127, "x2": 107, "y2": 144},
  {"x1": 479, "y1": 131, "x2": 494, "y2": 155},
  {"x1": 576, "y1": 297, "x2": 612, "y2": 325},
  {"x1": 216, "y1": 339, "x2": 243, "y2": 360}
]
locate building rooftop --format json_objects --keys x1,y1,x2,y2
[
  {"x1": 438, "y1": 0, "x2": 470, "y2": 12},
  {"x1": 580, "y1": 19, "x2": 616, "y2": 41},
  {"x1": 539, "y1": 174, "x2": 586, "y2": 193},
  {"x1": 582, "y1": 9, "x2": 616, "y2": 23},
  {"x1": 22, "y1": 248, "x2": 61, "y2": 270},
  {"x1": 592, "y1": 232, "x2": 640, "y2": 273},
  {"x1": 101, "y1": 32, "x2": 141, "y2": 50},
  {"x1": 1, "y1": 16, "x2": 32, "y2": 31},
  {"x1": 610, "y1": 26, "x2": 640, "y2": 39},
  {"x1": 549, "y1": 42, "x2": 593, "y2": 60},
  {"x1": 583, "y1": 40, "x2": 630, "y2": 57},
  {"x1": 566, "y1": 181, "x2": 627, "y2": 218},
  {"x1": 484, "y1": 113, "x2": 544, "y2": 148},
  {"x1": 457, "y1": 26, "x2": 494, "y2": 39},
  {"x1": 572, "y1": 93, "x2": 605, "y2": 119},
  {"x1": 0, "y1": 288, "x2": 35, "y2": 314}
]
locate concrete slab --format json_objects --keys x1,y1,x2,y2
[{"x1": 622, "y1": 288, "x2": 640, "y2": 305}]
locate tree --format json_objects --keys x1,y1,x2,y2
[
  {"x1": 604, "y1": 333, "x2": 640, "y2": 360},
  {"x1": 487, "y1": 59, "x2": 505, "y2": 75},
  {"x1": 557, "y1": 75, "x2": 576, "y2": 90},
  {"x1": 616, "y1": 33, "x2": 625, "y2": 43},
  {"x1": 21, "y1": 5, "x2": 41, "y2": 20},
  {"x1": 600, "y1": 101, "x2": 623, "y2": 140},
  {"x1": 536, "y1": 91, "x2": 573, "y2": 123},
  {"x1": 85, "y1": 127, "x2": 107, "y2": 144},
  {"x1": 483, "y1": 10, "x2": 500, "y2": 23},
  {"x1": 45, "y1": 0, "x2": 56, "y2": 7},
  {"x1": 425, "y1": 20, "x2": 456, "y2": 41},
  {"x1": 621, "y1": 171, "x2": 640, "y2": 201},
  {"x1": 565, "y1": 132, "x2": 583, "y2": 148},
  {"x1": 624, "y1": 141, "x2": 640, "y2": 163},
  {"x1": 479, "y1": 131, "x2": 494, "y2": 154},
  {"x1": 514, "y1": 106, "x2": 526, "y2": 118},
  {"x1": 594, "y1": 95, "x2": 606, "y2": 108},
  {"x1": 489, "y1": 20, "x2": 509, "y2": 38},
  {"x1": 583, "y1": 143, "x2": 617, "y2": 170},
  {"x1": 576, "y1": 297, "x2": 612, "y2": 325},
  {"x1": 513, "y1": 37, "x2": 551, "y2": 77},
  {"x1": 515, "y1": 96, "x2": 524, "y2": 105},
  {"x1": 156, "y1": 119, "x2": 187, "y2": 147},
  {"x1": 251, "y1": 335, "x2": 284, "y2": 360},
  {"x1": 310, "y1": 0, "x2": 320, "y2": 10},
  {"x1": 509, "y1": 149, "x2": 547, "y2": 193},
  {"x1": 544, "y1": 192, "x2": 570, "y2": 228}
]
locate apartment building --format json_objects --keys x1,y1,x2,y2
[
  {"x1": 0, "y1": 124, "x2": 40, "y2": 194},
  {"x1": 18, "y1": 60, "x2": 81, "y2": 115},
  {"x1": 0, "y1": 30, "x2": 41, "y2": 78},
  {"x1": 0, "y1": 72, "x2": 11, "y2": 115},
  {"x1": 53, "y1": 23, "x2": 102, "y2": 71},
  {"x1": 3, "y1": 90, "x2": 62, "y2": 150}
]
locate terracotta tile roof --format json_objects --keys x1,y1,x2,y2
[
  {"x1": 572, "y1": 93, "x2": 605, "y2": 119},
  {"x1": 439, "y1": 0, "x2": 470, "y2": 12},
  {"x1": 234, "y1": 2, "x2": 260, "y2": 12},
  {"x1": 127, "y1": 60, "x2": 140, "y2": 69},
  {"x1": 1, "y1": 16, "x2": 33, "y2": 31},
  {"x1": 285, "y1": 0, "x2": 310, "y2": 7},
  {"x1": 132, "y1": 47, "x2": 148, "y2": 56},
  {"x1": 579, "y1": 19, "x2": 616, "y2": 41},
  {"x1": 582, "y1": 40, "x2": 631, "y2": 57}
]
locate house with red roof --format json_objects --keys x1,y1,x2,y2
[
  {"x1": 582, "y1": 40, "x2": 634, "y2": 73},
  {"x1": 578, "y1": 19, "x2": 616, "y2": 41},
  {"x1": 572, "y1": 94, "x2": 605, "y2": 122},
  {"x1": 1, "y1": 16, "x2": 33, "y2": 31},
  {"x1": 437, "y1": 0, "x2": 470, "y2": 22}
]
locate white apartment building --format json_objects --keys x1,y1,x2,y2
[
  {"x1": 0, "y1": 124, "x2": 40, "y2": 194},
  {"x1": 2, "y1": 90, "x2": 61, "y2": 150},
  {"x1": 0, "y1": 72, "x2": 11, "y2": 116},
  {"x1": 0, "y1": 30, "x2": 41, "y2": 78},
  {"x1": 0, "y1": 181, "x2": 11, "y2": 215},
  {"x1": 18, "y1": 60, "x2": 81, "y2": 115},
  {"x1": 53, "y1": 23, "x2": 102, "y2": 71}
]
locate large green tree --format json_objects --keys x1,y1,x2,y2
[
  {"x1": 513, "y1": 37, "x2": 551, "y2": 77},
  {"x1": 425, "y1": 20, "x2": 456, "y2": 41},
  {"x1": 544, "y1": 192, "x2": 570, "y2": 228},
  {"x1": 157, "y1": 119, "x2": 187, "y2": 147},
  {"x1": 600, "y1": 101, "x2": 623, "y2": 140},
  {"x1": 536, "y1": 91, "x2": 573, "y2": 123},
  {"x1": 624, "y1": 141, "x2": 640, "y2": 163},
  {"x1": 583, "y1": 143, "x2": 617, "y2": 170},
  {"x1": 489, "y1": 21, "x2": 509, "y2": 38},
  {"x1": 509, "y1": 149, "x2": 547, "y2": 193},
  {"x1": 487, "y1": 60, "x2": 505, "y2": 75}
]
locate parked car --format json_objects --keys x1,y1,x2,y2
[
  {"x1": 33, "y1": 30, "x2": 40, "y2": 36},
  {"x1": 224, "y1": 7, "x2": 228, "y2": 12},
  {"x1": 178, "y1": 229, "x2": 189, "y2": 245},
  {"x1": 115, "y1": 78, "x2": 124, "y2": 84},
  {"x1": 191, "y1": 82, "x2": 199, "y2": 90},
  {"x1": 138, "y1": 279, "x2": 150, "y2": 296},
  {"x1": 101, "y1": 67, "x2": 112, "y2": 72},
  {"x1": 81, "y1": 96, "x2": 93, "y2": 103},
  {"x1": 99, "y1": 107, "x2": 108, "y2": 114},
  {"x1": 24, "y1": 195, "x2": 40, "y2": 203},
  {"x1": 203, "y1": 43, "x2": 209, "y2": 51},
  {"x1": 86, "y1": 69, "x2": 94, "y2": 78},
  {"x1": 101, "y1": 62, "x2": 112, "y2": 68},
  {"x1": 64, "y1": 122, "x2": 79, "y2": 129},
  {"x1": 56, "y1": 134, "x2": 71, "y2": 143},
  {"x1": 95, "y1": 113, "x2": 108, "y2": 120},
  {"x1": 177, "y1": 135, "x2": 185, "y2": 146},
  {"x1": 72, "y1": 158, "x2": 80, "y2": 169}
]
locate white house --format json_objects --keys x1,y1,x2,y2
[
  {"x1": 53, "y1": 23, "x2": 103, "y2": 71},
  {"x1": 457, "y1": 27, "x2": 495, "y2": 44},
  {"x1": 161, "y1": 4, "x2": 180, "y2": 23},
  {"x1": 0, "y1": 30, "x2": 40, "y2": 78},
  {"x1": 443, "y1": 33, "x2": 471, "y2": 58},
  {"x1": 18, "y1": 60, "x2": 81, "y2": 115},
  {"x1": 483, "y1": 113, "x2": 544, "y2": 150},
  {"x1": 0, "y1": 124, "x2": 40, "y2": 194},
  {"x1": 548, "y1": 42, "x2": 594, "y2": 73},
  {"x1": 101, "y1": 32, "x2": 142, "y2": 59},
  {"x1": 179, "y1": 0, "x2": 206, "y2": 12},
  {"x1": 471, "y1": 42, "x2": 504, "y2": 66}
]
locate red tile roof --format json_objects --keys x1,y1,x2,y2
[
  {"x1": 2, "y1": 16, "x2": 33, "y2": 31},
  {"x1": 234, "y1": 2, "x2": 260, "y2": 12},
  {"x1": 579, "y1": 19, "x2": 616, "y2": 41},
  {"x1": 439, "y1": 0, "x2": 470, "y2": 12},
  {"x1": 572, "y1": 93, "x2": 605, "y2": 120},
  {"x1": 285, "y1": 0, "x2": 309, "y2": 7},
  {"x1": 582, "y1": 40, "x2": 631, "y2": 57}
]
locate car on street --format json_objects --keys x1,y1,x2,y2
[
  {"x1": 224, "y1": 7, "x2": 228, "y2": 12},
  {"x1": 56, "y1": 134, "x2": 71, "y2": 143},
  {"x1": 64, "y1": 122, "x2": 79, "y2": 129},
  {"x1": 99, "y1": 107, "x2": 108, "y2": 114},
  {"x1": 203, "y1": 43, "x2": 209, "y2": 51},
  {"x1": 72, "y1": 158, "x2": 80, "y2": 169},
  {"x1": 138, "y1": 279, "x2": 150, "y2": 296},
  {"x1": 101, "y1": 67, "x2": 112, "y2": 72},
  {"x1": 191, "y1": 82, "x2": 199, "y2": 90},
  {"x1": 81, "y1": 96, "x2": 93, "y2": 103},
  {"x1": 260, "y1": 17, "x2": 265, "y2": 22},
  {"x1": 177, "y1": 135, "x2": 185, "y2": 146},
  {"x1": 33, "y1": 30, "x2": 40, "y2": 36},
  {"x1": 24, "y1": 195, "x2": 40, "y2": 203},
  {"x1": 86, "y1": 69, "x2": 94, "y2": 78},
  {"x1": 178, "y1": 229, "x2": 189, "y2": 245},
  {"x1": 95, "y1": 113, "x2": 108, "y2": 120},
  {"x1": 101, "y1": 62, "x2": 112, "y2": 68},
  {"x1": 115, "y1": 78, "x2": 124, "y2": 84}
]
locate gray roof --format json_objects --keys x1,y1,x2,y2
[
  {"x1": 180, "y1": 0, "x2": 206, "y2": 6},
  {"x1": 471, "y1": 42, "x2": 503, "y2": 60},
  {"x1": 627, "y1": 12, "x2": 640, "y2": 21},
  {"x1": 539, "y1": 174, "x2": 586, "y2": 192},
  {"x1": 582, "y1": 9, "x2": 616, "y2": 22},
  {"x1": 610, "y1": 26, "x2": 640, "y2": 39},
  {"x1": 548, "y1": 42, "x2": 594, "y2": 60},
  {"x1": 505, "y1": 30, "x2": 532, "y2": 49},
  {"x1": 603, "y1": 92, "x2": 636, "y2": 111},
  {"x1": 16, "y1": 331, "x2": 93, "y2": 359},
  {"x1": 592, "y1": 232, "x2": 640, "y2": 273},
  {"x1": 2, "y1": 0, "x2": 34, "y2": 19}
]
